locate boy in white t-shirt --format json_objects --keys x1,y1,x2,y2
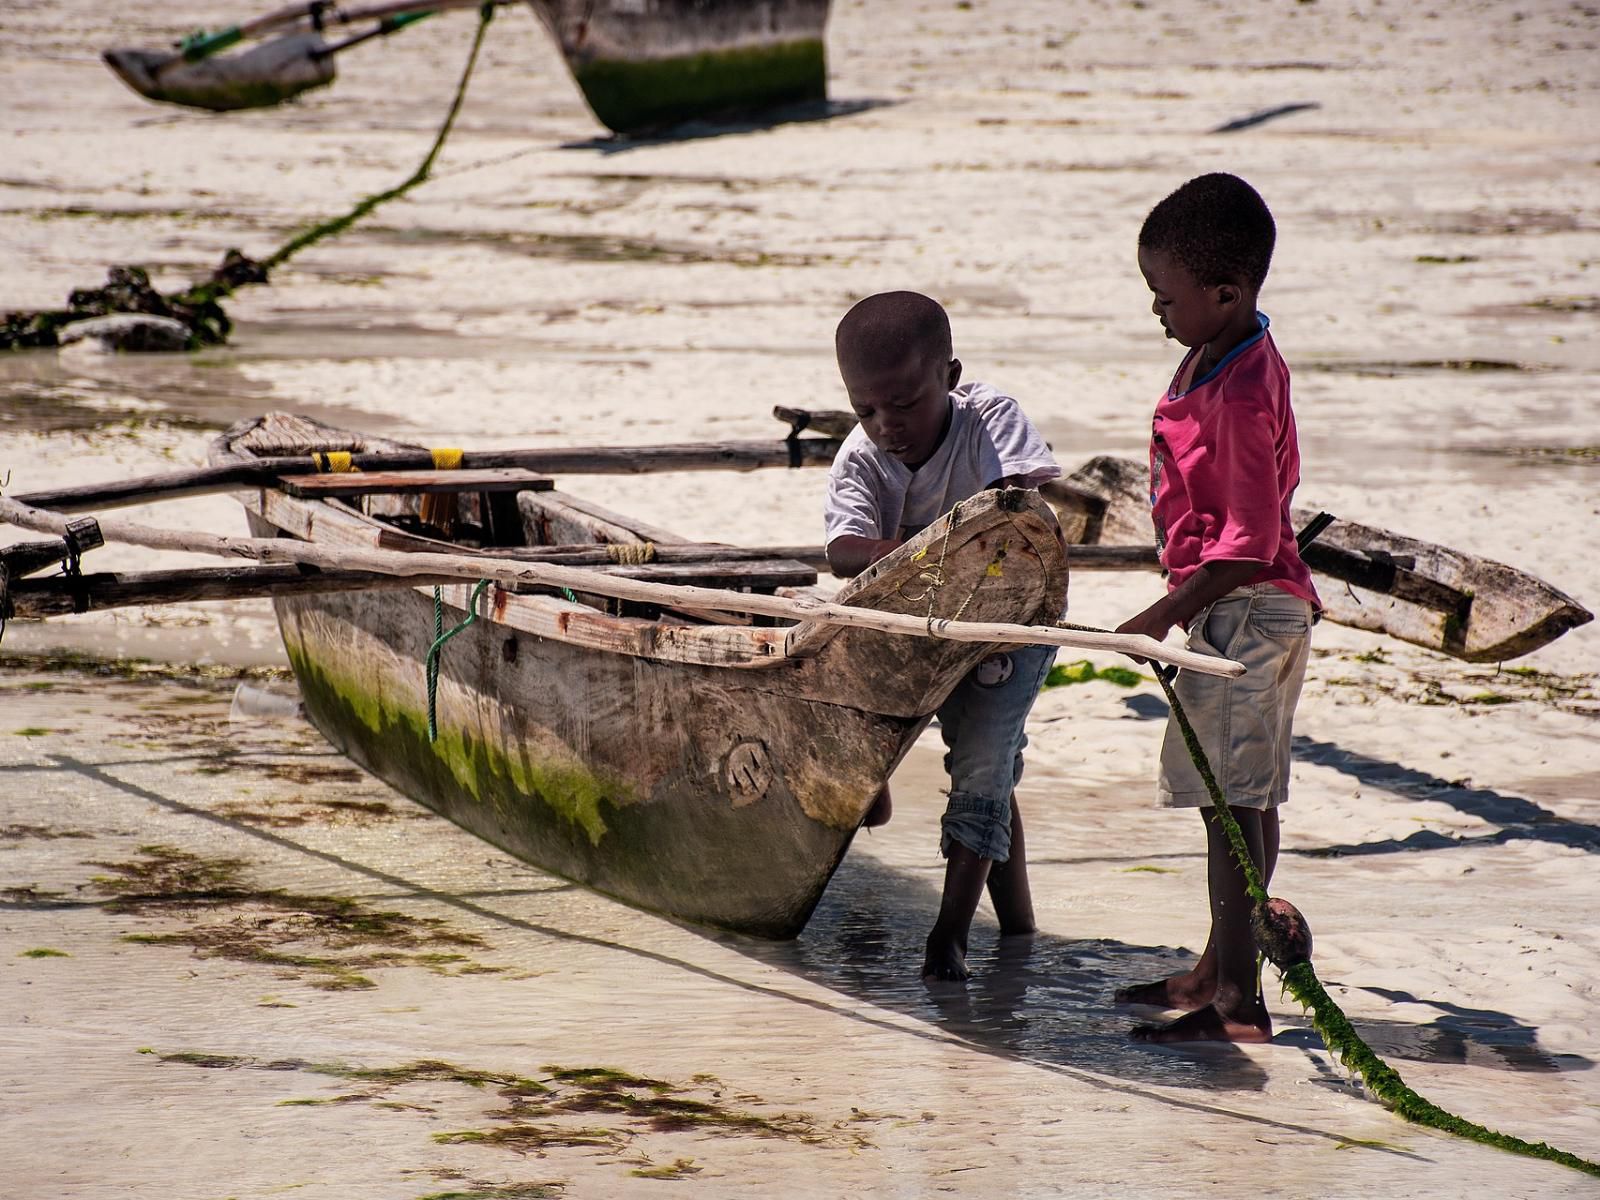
[{"x1": 824, "y1": 291, "x2": 1062, "y2": 981}]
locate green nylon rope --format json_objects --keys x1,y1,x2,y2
[
  {"x1": 179, "y1": 3, "x2": 496, "y2": 313},
  {"x1": 425, "y1": 579, "x2": 491, "y2": 743},
  {"x1": 1148, "y1": 664, "x2": 1599, "y2": 1177}
]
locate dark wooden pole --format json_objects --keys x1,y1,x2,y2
[{"x1": 12, "y1": 436, "x2": 844, "y2": 514}]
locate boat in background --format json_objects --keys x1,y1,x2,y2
[
  {"x1": 530, "y1": 0, "x2": 831, "y2": 135},
  {"x1": 103, "y1": 0, "x2": 832, "y2": 135}
]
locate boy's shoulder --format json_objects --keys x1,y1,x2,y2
[
  {"x1": 830, "y1": 423, "x2": 896, "y2": 475},
  {"x1": 950, "y1": 380, "x2": 1045, "y2": 434},
  {"x1": 952, "y1": 379, "x2": 1026, "y2": 417}
]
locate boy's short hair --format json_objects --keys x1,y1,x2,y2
[
  {"x1": 1140, "y1": 173, "x2": 1276, "y2": 292},
  {"x1": 836, "y1": 290, "x2": 953, "y2": 368}
]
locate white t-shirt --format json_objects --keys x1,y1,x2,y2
[{"x1": 824, "y1": 381, "x2": 1060, "y2": 544}]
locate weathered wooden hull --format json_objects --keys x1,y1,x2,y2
[
  {"x1": 267, "y1": 574, "x2": 919, "y2": 938},
  {"x1": 526, "y1": 0, "x2": 830, "y2": 134},
  {"x1": 217, "y1": 414, "x2": 1067, "y2": 937}
]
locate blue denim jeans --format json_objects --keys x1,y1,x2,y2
[{"x1": 936, "y1": 643, "x2": 1056, "y2": 863}]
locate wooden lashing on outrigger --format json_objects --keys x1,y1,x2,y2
[{"x1": 0, "y1": 517, "x2": 104, "y2": 633}]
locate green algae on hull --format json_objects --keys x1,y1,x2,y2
[
  {"x1": 285, "y1": 643, "x2": 624, "y2": 847},
  {"x1": 573, "y1": 39, "x2": 825, "y2": 135}
]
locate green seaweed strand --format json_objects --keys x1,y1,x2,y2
[
  {"x1": 1150, "y1": 667, "x2": 1600, "y2": 1178},
  {"x1": 182, "y1": 3, "x2": 496, "y2": 310},
  {"x1": 1277, "y1": 961, "x2": 1600, "y2": 1176}
]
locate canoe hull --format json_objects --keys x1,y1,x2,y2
[
  {"x1": 271, "y1": 581, "x2": 917, "y2": 938},
  {"x1": 222, "y1": 412, "x2": 1066, "y2": 938}
]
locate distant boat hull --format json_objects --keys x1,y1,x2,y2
[{"x1": 527, "y1": 0, "x2": 831, "y2": 134}]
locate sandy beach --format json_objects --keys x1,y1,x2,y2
[{"x1": 3, "y1": 1, "x2": 1598, "y2": 1196}]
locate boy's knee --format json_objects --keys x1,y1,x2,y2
[{"x1": 940, "y1": 790, "x2": 1012, "y2": 862}]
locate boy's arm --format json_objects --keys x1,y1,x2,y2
[
  {"x1": 826, "y1": 535, "x2": 903, "y2": 578},
  {"x1": 1115, "y1": 558, "x2": 1264, "y2": 642}
]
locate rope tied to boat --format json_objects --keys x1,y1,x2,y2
[
  {"x1": 312, "y1": 450, "x2": 355, "y2": 473},
  {"x1": 425, "y1": 578, "x2": 491, "y2": 743},
  {"x1": 419, "y1": 447, "x2": 463, "y2": 529},
  {"x1": 783, "y1": 411, "x2": 811, "y2": 468},
  {"x1": 605, "y1": 542, "x2": 656, "y2": 565},
  {"x1": 1061, "y1": 618, "x2": 1599, "y2": 1177},
  {"x1": 899, "y1": 498, "x2": 1009, "y2": 633}
]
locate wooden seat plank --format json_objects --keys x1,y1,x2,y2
[
  {"x1": 511, "y1": 558, "x2": 817, "y2": 592},
  {"x1": 278, "y1": 469, "x2": 554, "y2": 499}
]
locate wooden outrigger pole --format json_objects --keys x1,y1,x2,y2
[{"x1": 0, "y1": 496, "x2": 1240, "y2": 679}]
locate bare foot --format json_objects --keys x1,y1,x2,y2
[
  {"x1": 922, "y1": 931, "x2": 970, "y2": 981},
  {"x1": 1114, "y1": 968, "x2": 1214, "y2": 1011},
  {"x1": 1130, "y1": 1002, "x2": 1272, "y2": 1044},
  {"x1": 863, "y1": 785, "x2": 892, "y2": 828}
]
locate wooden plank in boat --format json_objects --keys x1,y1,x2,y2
[
  {"x1": 513, "y1": 558, "x2": 817, "y2": 591},
  {"x1": 277, "y1": 469, "x2": 554, "y2": 499},
  {"x1": 518, "y1": 489, "x2": 690, "y2": 546}
]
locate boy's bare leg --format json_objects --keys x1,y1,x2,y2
[
  {"x1": 923, "y1": 844, "x2": 991, "y2": 981},
  {"x1": 1132, "y1": 807, "x2": 1275, "y2": 1043},
  {"x1": 1116, "y1": 807, "x2": 1280, "y2": 1010},
  {"x1": 863, "y1": 784, "x2": 893, "y2": 828},
  {"x1": 985, "y1": 798, "x2": 1036, "y2": 937}
]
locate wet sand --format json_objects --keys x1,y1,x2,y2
[{"x1": 3, "y1": 0, "x2": 1598, "y2": 1196}]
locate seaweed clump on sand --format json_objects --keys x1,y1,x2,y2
[
  {"x1": 151, "y1": 1051, "x2": 874, "y2": 1178},
  {"x1": 0, "y1": 253, "x2": 266, "y2": 351},
  {"x1": 92, "y1": 844, "x2": 497, "y2": 989}
]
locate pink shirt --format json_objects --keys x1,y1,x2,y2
[{"x1": 1149, "y1": 314, "x2": 1319, "y2": 607}]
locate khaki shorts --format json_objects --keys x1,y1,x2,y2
[{"x1": 1158, "y1": 585, "x2": 1313, "y2": 810}]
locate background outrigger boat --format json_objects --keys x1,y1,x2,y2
[{"x1": 103, "y1": 0, "x2": 832, "y2": 135}]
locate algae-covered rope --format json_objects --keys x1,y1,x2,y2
[
  {"x1": 180, "y1": 3, "x2": 497, "y2": 313},
  {"x1": 1134, "y1": 651, "x2": 1599, "y2": 1177}
]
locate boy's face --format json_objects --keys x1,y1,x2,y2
[
  {"x1": 839, "y1": 348, "x2": 960, "y2": 469},
  {"x1": 1138, "y1": 245, "x2": 1235, "y2": 349}
]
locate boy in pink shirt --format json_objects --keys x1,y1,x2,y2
[{"x1": 1114, "y1": 174, "x2": 1319, "y2": 1043}]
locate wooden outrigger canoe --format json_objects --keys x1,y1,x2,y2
[{"x1": 209, "y1": 413, "x2": 1067, "y2": 938}]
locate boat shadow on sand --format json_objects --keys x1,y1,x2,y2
[
  {"x1": 1123, "y1": 694, "x2": 1600, "y2": 855},
  {"x1": 559, "y1": 97, "x2": 894, "y2": 154}
]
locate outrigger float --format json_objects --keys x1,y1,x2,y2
[{"x1": 0, "y1": 409, "x2": 1589, "y2": 935}]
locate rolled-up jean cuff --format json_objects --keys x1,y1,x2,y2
[{"x1": 939, "y1": 790, "x2": 1012, "y2": 862}]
